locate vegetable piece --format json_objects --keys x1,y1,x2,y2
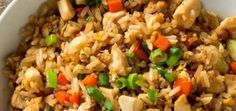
[
  {"x1": 166, "y1": 47, "x2": 182, "y2": 67},
  {"x1": 169, "y1": 47, "x2": 182, "y2": 56},
  {"x1": 69, "y1": 93, "x2": 80, "y2": 105},
  {"x1": 127, "y1": 53, "x2": 136, "y2": 59},
  {"x1": 55, "y1": 91, "x2": 71, "y2": 103},
  {"x1": 153, "y1": 35, "x2": 171, "y2": 52},
  {"x1": 173, "y1": 78, "x2": 192, "y2": 97},
  {"x1": 57, "y1": 0, "x2": 75, "y2": 21},
  {"x1": 156, "y1": 66, "x2": 166, "y2": 76},
  {"x1": 58, "y1": 73, "x2": 70, "y2": 85},
  {"x1": 147, "y1": 89, "x2": 158, "y2": 102},
  {"x1": 164, "y1": 72, "x2": 174, "y2": 83},
  {"x1": 134, "y1": 44, "x2": 149, "y2": 61},
  {"x1": 45, "y1": 34, "x2": 58, "y2": 47},
  {"x1": 82, "y1": 74, "x2": 97, "y2": 86},
  {"x1": 141, "y1": 42, "x2": 149, "y2": 51},
  {"x1": 98, "y1": 73, "x2": 109, "y2": 86},
  {"x1": 104, "y1": 99, "x2": 113, "y2": 111},
  {"x1": 216, "y1": 57, "x2": 229, "y2": 74},
  {"x1": 135, "y1": 75, "x2": 145, "y2": 87},
  {"x1": 77, "y1": 74, "x2": 85, "y2": 80},
  {"x1": 44, "y1": 105, "x2": 51, "y2": 111},
  {"x1": 166, "y1": 56, "x2": 180, "y2": 67},
  {"x1": 230, "y1": 61, "x2": 236, "y2": 74},
  {"x1": 107, "y1": 0, "x2": 123, "y2": 12},
  {"x1": 127, "y1": 73, "x2": 138, "y2": 89},
  {"x1": 46, "y1": 70, "x2": 57, "y2": 88},
  {"x1": 86, "y1": 0, "x2": 101, "y2": 5},
  {"x1": 227, "y1": 39, "x2": 236, "y2": 60},
  {"x1": 86, "y1": 86, "x2": 104, "y2": 103},
  {"x1": 115, "y1": 77, "x2": 128, "y2": 89},
  {"x1": 149, "y1": 49, "x2": 168, "y2": 65}
]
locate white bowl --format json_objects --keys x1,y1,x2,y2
[{"x1": 0, "y1": 0, "x2": 235, "y2": 110}]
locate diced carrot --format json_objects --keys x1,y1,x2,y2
[
  {"x1": 55, "y1": 91, "x2": 71, "y2": 103},
  {"x1": 82, "y1": 74, "x2": 97, "y2": 86},
  {"x1": 69, "y1": 93, "x2": 80, "y2": 105},
  {"x1": 107, "y1": 0, "x2": 123, "y2": 12},
  {"x1": 173, "y1": 78, "x2": 192, "y2": 97},
  {"x1": 153, "y1": 35, "x2": 171, "y2": 52},
  {"x1": 134, "y1": 44, "x2": 149, "y2": 62},
  {"x1": 58, "y1": 73, "x2": 70, "y2": 85},
  {"x1": 230, "y1": 61, "x2": 236, "y2": 74}
]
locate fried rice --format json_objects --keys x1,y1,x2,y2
[{"x1": 3, "y1": 0, "x2": 236, "y2": 111}]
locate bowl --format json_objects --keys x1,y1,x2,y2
[{"x1": 0, "y1": 0, "x2": 235, "y2": 110}]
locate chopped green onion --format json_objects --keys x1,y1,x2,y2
[
  {"x1": 127, "y1": 53, "x2": 136, "y2": 59},
  {"x1": 150, "y1": 49, "x2": 168, "y2": 65},
  {"x1": 164, "y1": 72, "x2": 174, "y2": 83},
  {"x1": 46, "y1": 70, "x2": 57, "y2": 88},
  {"x1": 166, "y1": 47, "x2": 182, "y2": 67},
  {"x1": 216, "y1": 57, "x2": 229, "y2": 74},
  {"x1": 86, "y1": 0, "x2": 101, "y2": 5},
  {"x1": 45, "y1": 34, "x2": 58, "y2": 47},
  {"x1": 147, "y1": 89, "x2": 158, "y2": 102},
  {"x1": 77, "y1": 74, "x2": 86, "y2": 80},
  {"x1": 156, "y1": 66, "x2": 166, "y2": 76},
  {"x1": 166, "y1": 56, "x2": 180, "y2": 67},
  {"x1": 115, "y1": 77, "x2": 127, "y2": 89},
  {"x1": 138, "y1": 61, "x2": 147, "y2": 68},
  {"x1": 104, "y1": 100, "x2": 113, "y2": 111},
  {"x1": 169, "y1": 47, "x2": 182, "y2": 56},
  {"x1": 227, "y1": 39, "x2": 236, "y2": 60},
  {"x1": 98, "y1": 72, "x2": 109, "y2": 86},
  {"x1": 86, "y1": 86, "x2": 104, "y2": 103},
  {"x1": 141, "y1": 42, "x2": 149, "y2": 51},
  {"x1": 44, "y1": 105, "x2": 51, "y2": 111},
  {"x1": 127, "y1": 73, "x2": 138, "y2": 90},
  {"x1": 135, "y1": 75, "x2": 145, "y2": 87}
]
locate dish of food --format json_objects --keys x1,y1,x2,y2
[{"x1": 3, "y1": 0, "x2": 236, "y2": 110}]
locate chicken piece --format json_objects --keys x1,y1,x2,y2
[
  {"x1": 103, "y1": 11, "x2": 126, "y2": 32},
  {"x1": 144, "y1": 1, "x2": 167, "y2": 14},
  {"x1": 198, "y1": 94, "x2": 213, "y2": 105},
  {"x1": 11, "y1": 87, "x2": 28, "y2": 109},
  {"x1": 22, "y1": 67, "x2": 43, "y2": 93},
  {"x1": 174, "y1": 95, "x2": 191, "y2": 111},
  {"x1": 99, "y1": 87, "x2": 119, "y2": 111},
  {"x1": 65, "y1": 35, "x2": 89, "y2": 55},
  {"x1": 225, "y1": 74, "x2": 236, "y2": 96},
  {"x1": 109, "y1": 44, "x2": 129, "y2": 76},
  {"x1": 145, "y1": 13, "x2": 163, "y2": 31},
  {"x1": 57, "y1": 0, "x2": 75, "y2": 21},
  {"x1": 63, "y1": 21, "x2": 82, "y2": 37},
  {"x1": 215, "y1": 16, "x2": 236, "y2": 38},
  {"x1": 23, "y1": 97, "x2": 42, "y2": 111},
  {"x1": 173, "y1": 0, "x2": 201, "y2": 29},
  {"x1": 86, "y1": 56, "x2": 106, "y2": 72},
  {"x1": 118, "y1": 95, "x2": 143, "y2": 111}
]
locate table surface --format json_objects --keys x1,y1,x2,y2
[{"x1": 0, "y1": 0, "x2": 12, "y2": 14}]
